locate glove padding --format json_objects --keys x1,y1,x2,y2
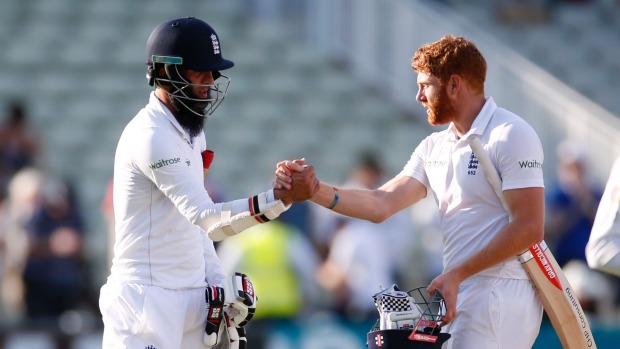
[
  {"x1": 205, "y1": 273, "x2": 257, "y2": 348},
  {"x1": 226, "y1": 272, "x2": 257, "y2": 327},
  {"x1": 223, "y1": 312, "x2": 247, "y2": 349},
  {"x1": 206, "y1": 313, "x2": 246, "y2": 349},
  {"x1": 204, "y1": 286, "x2": 225, "y2": 347}
]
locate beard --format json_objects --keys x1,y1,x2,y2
[
  {"x1": 169, "y1": 93, "x2": 210, "y2": 139},
  {"x1": 427, "y1": 86, "x2": 457, "y2": 126}
]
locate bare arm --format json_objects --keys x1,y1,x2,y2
[
  {"x1": 428, "y1": 186, "x2": 544, "y2": 324},
  {"x1": 311, "y1": 176, "x2": 427, "y2": 223},
  {"x1": 275, "y1": 159, "x2": 427, "y2": 222}
]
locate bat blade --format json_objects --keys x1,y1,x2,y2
[
  {"x1": 519, "y1": 242, "x2": 597, "y2": 348},
  {"x1": 469, "y1": 137, "x2": 597, "y2": 349}
]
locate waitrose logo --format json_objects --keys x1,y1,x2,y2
[
  {"x1": 149, "y1": 157, "x2": 181, "y2": 169},
  {"x1": 518, "y1": 159, "x2": 543, "y2": 169}
]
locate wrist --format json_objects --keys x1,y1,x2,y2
[
  {"x1": 327, "y1": 187, "x2": 340, "y2": 209},
  {"x1": 274, "y1": 188, "x2": 292, "y2": 206}
]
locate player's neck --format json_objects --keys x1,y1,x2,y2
[{"x1": 453, "y1": 95, "x2": 486, "y2": 138}]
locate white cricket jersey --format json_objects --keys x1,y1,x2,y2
[
  {"x1": 586, "y1": 156, "x2": 620, "y2": 276},
  {"x1": 400, "y1": 97, "x2": 544, "y2": 280},
  {"x1": 108, "y1": 92, "x2": 229, "y2": 289}
]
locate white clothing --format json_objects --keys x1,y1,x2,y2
[
  {"x1": 107, "y1": 92, "x2": 279, "y2": 289},
  {"x1": 109, "y1": 92, "x2": 227, "y2": 288},
  {"x1": 444, "y1": 276, "x2": 543, "y2": 349},
  {"x1": 400, "y1": 97, "x2": 544, "y2": 279},
  {"x1": 399, "y1": 97, "x2": 545, "y2": 347},
  {"x1": 101, "y1": 92, "x2": 282, "y2": 348},
  {"x1": 99, "y1": 282, "x2": 211, "y2": 349},
  {"x1": 586, "y1": 156, "x2": 620, "y2": 276}
]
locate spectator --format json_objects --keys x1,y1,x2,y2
[
  {"x1": 22, "y1": 177, "x2": 89, "y2": 321},
  {"x1": 0, "y1": 101, "x2": 40, "y2": 200},
  {"x1": 315, "y1": 151, "x2": 414, "y2": 322},
  {"x1": 545, "y1": 140, "x2": 603, "y2": 267},
  {"x1": 0, "y1": 167, "x2": 44, "y2": 324}
]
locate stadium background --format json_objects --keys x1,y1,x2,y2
[{"x1": 1, "y1": 0, "x2": 620, "y2": 347}]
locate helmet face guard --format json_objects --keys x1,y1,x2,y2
[
  {"x1": 367, "y1": 285, "x2": 452, "y2": 349},
  {"x1": 145, "y1": 17, "x2": 234, "y2": 117},
  {"x1": 155, "y1": 62, "x2": 230, "y2": 116}
]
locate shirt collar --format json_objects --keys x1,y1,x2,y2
[
  {"x1": 451, "y1": 96, "x2": 496, "y2": 143},
  {"x1": 149, "y1": 92, "x2": 192, "y2": 144}
]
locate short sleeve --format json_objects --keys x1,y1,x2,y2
[
  {"x1": 492, "y1": 120, "x2": 545, "y2": 191},
  {"x1": 400, "y1": 136, "x2": 431, "y2": 188}
]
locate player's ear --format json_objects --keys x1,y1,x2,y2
[{"x1": 448, "y1": 74, "x2": 461, "y2": 96}]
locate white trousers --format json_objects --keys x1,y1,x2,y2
[
  {"x1": 443, "y1": 276, "x2": 543, "y2": 349},
  {"x1": 99, "y1": 282, "x2": 209, "y2": 349}
]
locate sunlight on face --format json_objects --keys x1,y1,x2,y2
[{"x1": 416, "y1": 72, "x2": 456, "y2": 126}]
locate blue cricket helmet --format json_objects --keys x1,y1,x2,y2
[
  {"x1": 146, "y1": 17, "x2": 234, "y2": 73},
  {"x1": 145, "y1": 17, "x2": 234, "y2": 116}
]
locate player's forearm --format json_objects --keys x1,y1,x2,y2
[
  {"x1": 453, "y1": 218, "x2": 543, "y2": 281},
  {"x1": 202, "y1": 190, "x2": 289, "y2": 241},
  {"x1": 310, "y1": 182, "x2": 390, "y2": 223}
]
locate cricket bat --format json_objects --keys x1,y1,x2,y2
[{"x1": 469, "y1": 137, "x2": 597, "y2": 349}]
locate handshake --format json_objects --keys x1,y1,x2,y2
[
  {"x1": 272, "y1": 158, "x2": 319, "y2": 206},
  {"x1": 205, "y1": 159, "x2": 320, "y2": 242}
]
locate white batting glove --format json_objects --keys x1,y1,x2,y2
[{"x1": 226, "y1": 272, "x2": 258, "y2": 327}]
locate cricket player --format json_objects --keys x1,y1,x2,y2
[
  {"x1": 99, "y1": 17, "x2": 318, "y2": 349},
  {"x1": 586, "y1": 155, "x2": 620, "y2": 277},
  {"x1": 276, "y1": 35, "x2": 545, "y2": 349}
]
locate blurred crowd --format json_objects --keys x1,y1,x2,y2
[
  {"x1": 0, "y1": 99, "x2": 619, "y2": 348},
  {"x1": 0, "y1": 101, "x2": 98, "y2": 348}
]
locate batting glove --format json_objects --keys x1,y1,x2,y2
[
  {"x1": 226, "y1": 272, "x2": 257, "y2": 327},
  {"x1": 204, "y1": 285, "x2": 225, "y2": 347}
]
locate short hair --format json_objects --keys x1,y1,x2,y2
[{"x1": 411, "y1": 35, "x2": 486, "y2": 93}]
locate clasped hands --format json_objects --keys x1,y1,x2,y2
[{"x1": 273, "y1": 158, "x2": 317, "y2": 205}]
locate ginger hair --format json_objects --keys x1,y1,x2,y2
[{"x1": 412, "y1": 35, "x2": 486, "y2": 94}]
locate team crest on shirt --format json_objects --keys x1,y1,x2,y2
[{"x1": 467, "y1": 152, "x2": 478, "y2": 175}]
